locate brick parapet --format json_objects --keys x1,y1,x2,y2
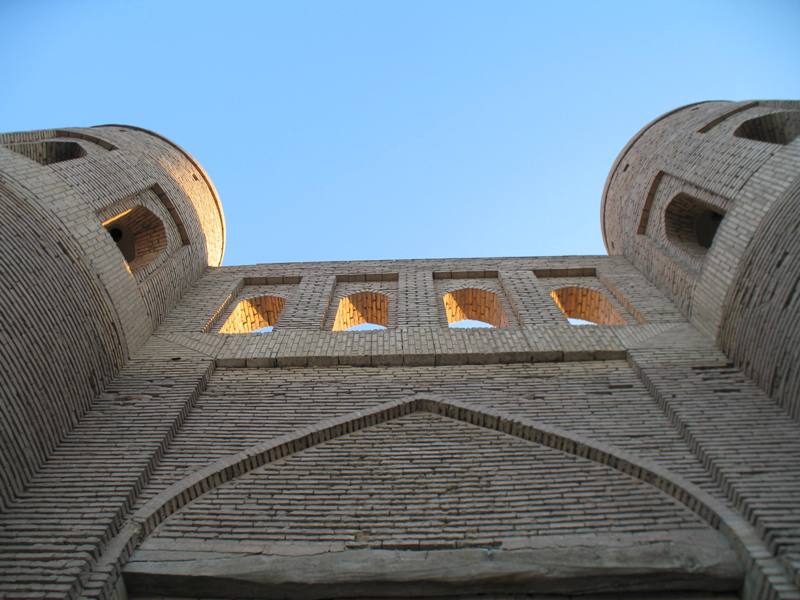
[{"x1": 156, "y1": 255, "x2": 685, "y2": 337}]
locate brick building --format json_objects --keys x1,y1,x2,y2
[{"x1": 0, "y1": 100, "x2": 798, "y2": 599}]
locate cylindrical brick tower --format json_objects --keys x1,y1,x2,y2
[
  {"x1": 0, "y1": 125, "x2": 224, "y2": 509},
  {"x1": 601, "y1": 100, "x2": 800, "y2": 419}
]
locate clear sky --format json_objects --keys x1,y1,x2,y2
[{"x1": 1, "y1": 1, "x2": 798, "y2": 266}]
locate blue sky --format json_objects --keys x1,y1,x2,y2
[{"x1": 1, "y1": 1, "x2": 798, "y2": 265}]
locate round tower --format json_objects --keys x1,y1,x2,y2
[
  {"x1": 602, "y1": 99, "x2": 800, "y2": 419},
  {"x1": 0, "y1": 125, "x2": 224, "y2": 509}
]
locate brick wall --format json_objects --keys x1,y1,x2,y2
[
  {"x1": 1, "y1": 105, "x2": 799, "y2": 600},
  {"x1": 0, "y1": 125, "x2": 224, "y2": 510},
  {"x1": 602, "y1": 99, "x2": 800, "y2": 421}
]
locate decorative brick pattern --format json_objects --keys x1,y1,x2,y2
[
  {"x1": 149, "y1": 411, "x2": 709, "y2": 548},
  {"x1": 274, "y1": 274, "x2": 336, "y2": 329},
  {"x1": 396, "y1": 269, "x2": 439, "y2": 327},
  {"x1": 132, "y1": 360, "x2": 717, "y2": 511}
]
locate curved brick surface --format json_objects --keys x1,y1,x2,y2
[
  {"x1": 601, "y1": 99, "x2": 800, "y2": 419},
  {"x1": 719, "y1": 178, "x2": 800, "y2": 419},
  {"x1": 0, "y1": 180, "x2": 123, "y2": 512},
  {"x1": 0, "y1": 126, "x2": 224, "y2": 510}
]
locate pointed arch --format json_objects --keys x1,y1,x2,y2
[{"x1": 123, "y1": 394, "x2": 755, "y2": 558}]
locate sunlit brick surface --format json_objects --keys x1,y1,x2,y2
[
  {"x1": 442, "y1": 287, "x2": 508, "y2": 327},
  {"x1": 332, "y1": 291, "x2": 390, "y2": 331},
  {"x1": 550, "y1": 286, "x2": 627, "y2": 325},
  {"x1": 219, "y1": 295, "x2": 285, "y2": 333},
  {"x1": 1, "y1": 102, "x2": 799, "y2": 600}
]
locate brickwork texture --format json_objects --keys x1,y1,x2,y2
[{"x1": 0, "y1": 100, "x2": 798, "y2": 600}]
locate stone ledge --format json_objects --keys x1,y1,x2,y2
[
  {"x1": 171, "y1": 324, "x2": 660, "y2": 368},
  {"x1": 124, "y1": 529, "x2": 742, "y2": 599}
]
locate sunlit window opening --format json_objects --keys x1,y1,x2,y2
[
  {"x1": 449, "y1": 319, "x2": 494, "y2": 329},
  {"x1": 333, "y1": 292, "x2": 389, "y2": 332},
  {"x1": 103, "y1": 206, "x2": 167, "y2": 276},
  {"x1": 346, "y1": 322, "x2": 387, "y2": 331},
  {"x1": 567, "y1": 317, "x2": 596, "y2": 326},
  {"x1": 443, "y1": 288, "x2": 508, "y2": 328},
  {"x1": 219, "y1": 295, "x2": 285, "y2": 334},
  {"x1": 550, "y1": 287, "x2": 626, "y2": 326}
]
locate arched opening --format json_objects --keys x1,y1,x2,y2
[
  {"x1": 664, "y1": 194, "x2": 724, "y2": 258},
  {"x1": 734, "y1": 111, "x2": 800, "y2": 145},
  {"x1": 550, "y1": 287, "x2": 626, "y2": 326},
  {"x1": 4, "y1": 140, "x2": 86, "y2": 165},
  {"x1": 333, "y1": 292, "x2": 389, "y2": 332},
  {"x1": 102, "y1": 206, "x2": 167, "y2": 276},
  {"x1": 219, "y1": 295, "x2": 286, "y2": 334},
  {"x1": 443, "y1": 288, "x2": 508, "y2": 328}
]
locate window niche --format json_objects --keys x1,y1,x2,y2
[
  {"x1": 333, "y1": 292, "x2": 389, "y2": 331},
  {"x1": 550, "y1": 286, "x2": 626, "y2": 326},
  {"x1": 733, "y1": 111, "x2": 800, "y2": 145},
  {"x1": 102, "y1": 206, "x2": 167, "y2": 276},
  {"x1": 442, "y1": 288, "x2": 508, "y2": 329},
  {"x1": 99, "y1": 186, "x2": 189, "y2": 281},
  {"x1": 4, "y1": 140, "x2": 86, "y2": 165},
  {"x1": 664, "y1": 193, "x2": 725, "y2": 258},
  {"x1": 219, "y1": 295, "x2": 286, "y2": 334}
]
